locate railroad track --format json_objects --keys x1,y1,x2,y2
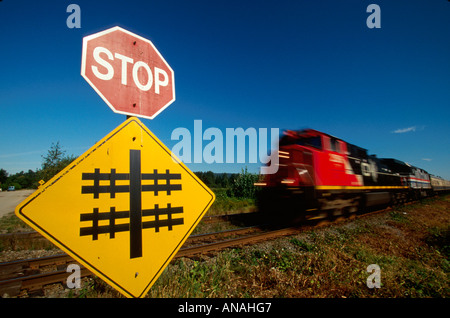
[
  {"x1": 0, "y1": 204, "x2": 404, "y2": 297},
  {"x1": 0, "y1": 211, "x2": 259, "y2": 246},
  {"x1": 0, "y1": 224, "x2": 271, "y2": 297}
]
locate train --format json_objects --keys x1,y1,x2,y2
[{"x1": 256, "y1": 128, "x2": 450, "y2": 222}]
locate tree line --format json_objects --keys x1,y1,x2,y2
[
  {"x1": 1, "y1": 142, "x2": 260, "y2": 199},
  {"x1": 195, "y1": 168, "x2": 260, "y2": 199},
  {"x1": 0, "y1": 142, "x2": 76, "y2": 191}
]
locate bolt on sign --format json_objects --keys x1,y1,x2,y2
[
  {"x1": 81, "y1": 26, "x2": 175, "y2": 119},
  {"x1": 15, "y1": 117, "x2": 215, "y2": 298}
]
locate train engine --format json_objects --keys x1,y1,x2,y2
[{"x1": 256, "y1": 129, "x2": 424, "y2": 222}]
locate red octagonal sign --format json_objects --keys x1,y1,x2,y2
[{"x1": 81, "y1": 26, "x2": 175, "y2": 119}]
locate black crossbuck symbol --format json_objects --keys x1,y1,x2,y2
[{"x1": 79, "y1": 149, "x2": 184, "y2": 259}]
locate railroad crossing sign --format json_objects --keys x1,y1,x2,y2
[
  {"x1": 15, "y1": 117, "x2": 215, "y2": 298},
  {"x1": 81, "y1": 26, "x2": 175, "y2": 119}
]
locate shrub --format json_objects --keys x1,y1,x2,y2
[{"x1": 228, "y1": 167, "x2": 259, "y2": 198}]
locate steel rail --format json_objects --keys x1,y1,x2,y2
[
  {"x1": 0, "y1": 225, "x2": 263, "y2": 277},
  {"x1": 0, "y1": 211, "x2": 259, "y2": 242},
  {"x1": 175, "y1": 227, "x2": 302, "y2": 258},
  {"x1": 0, "y1": 201, "x2": 418, "y2": 296},
  {"x1": 0, "y1": 225, "x2": 268, "y2": 296}
]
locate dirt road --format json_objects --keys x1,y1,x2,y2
[{"x1": 0, "y1": 189, "x2": 34, "y2": 218}]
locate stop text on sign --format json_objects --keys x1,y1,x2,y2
[
  {"x1": 92, "y1": 46, "x2": 169, "y2": 94},
  {"x1": 81, "y1": 26, "x2": 175, "y2": 120}
]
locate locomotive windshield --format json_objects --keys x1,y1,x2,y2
[{"x1": 279, "y1": 134, "x2": 322, "y2": 150}]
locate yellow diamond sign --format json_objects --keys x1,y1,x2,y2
[{"x1": 15, "y1": 117, "x2": 215, "y2": 298}]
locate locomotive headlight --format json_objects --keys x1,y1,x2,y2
[
  {"x1": 279, "y1": 150, "x2": 290, "y2": 159},
  {"x1": 254, "y1": 182, "x2": 267, "y2": 186}
]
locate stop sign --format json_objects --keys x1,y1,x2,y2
[{"x1": 81, "y1": 26, "x2": 175, "y2": 119}]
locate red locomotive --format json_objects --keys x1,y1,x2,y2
[{"x1": 256, "y1": 129, "x2": 447, "y2": 222}]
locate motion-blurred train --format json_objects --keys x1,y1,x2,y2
[{"x1": 256, "y1": 129, "x2": 450, "y2": 222}]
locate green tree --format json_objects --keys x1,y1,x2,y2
[
  {"x1": 229, "y1": 167, "x2": 259, "y2": 198},
  {"x1": 0, "y1": 168, "x2": 8, "y2": 185},
  {"x1": 40, "y1": 142, "x2": 76, "y2": 182}
]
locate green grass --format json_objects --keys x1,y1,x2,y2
[
  {"x1": 0, "y1": 212, "x2": 30, "y2": 234},
  {"x1": 144, "y1": 195, "x2": 450, "y2": 298},
  {"x1": 2, "y1": 193, "x2": 449, "y2": 298},
  {"x1": 206, "y1": 188, "x2": 256, "y2": 216}
]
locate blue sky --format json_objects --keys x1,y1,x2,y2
[{"x1": 0, "y1": 0, "x2": 449, "y2": 179}]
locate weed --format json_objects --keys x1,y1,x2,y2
[
  {"x1": 389, "y1": 211, "x2": 404, "y2": 222},
  {"x1": 270, "y1": 249, "x2": 296, "y2": 272},
  {"x1": 290, "y1": 237, "x2": 315, "y2": 252},
  {"x1": 0, "y1": 213, "x2": 30, "y2": 233},
  {"x1": 425, "y1": 226, "x2": 450, "y2": 258},
  {"x1": 208, "y1": 196, "x2": 256, "y2": 215},
  {"x1": 397, "y1": 260, "x2": 448, "y2": 297}
]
